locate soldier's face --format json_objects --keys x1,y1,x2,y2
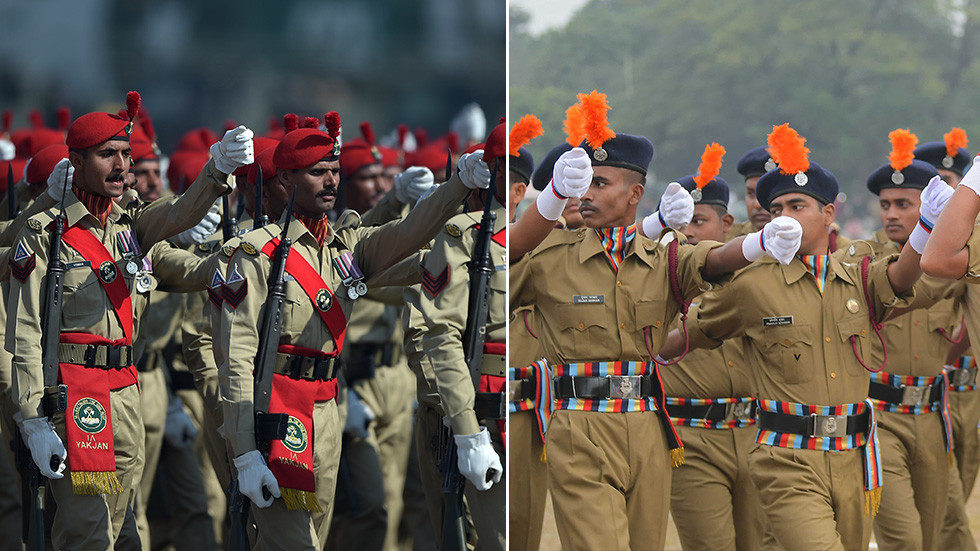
[
  {"x1": 70, "y1": 140, "x2": 132, "y2": 198},
  {"x1": 939, "y1": 169, "x2": 961, "y2": 186},
  {"x1": 579, "y1": 166, "x2": 644, "y2": 228},
  {"x1": 133, "y1": 159, "x2": 162, "y2": 202},
  {"x1": 382, "y1": 165, "x2": 400, "y2": 191},
  {"x1": 346, "y1": 163, "x2": 385, "y2": 214},
  {"x1": 878, "y1": 187, "x2": 919, "y2": 245},
  {"x1": 768, "y1": 193, "x2": 835, "y2": 254},
  {"x1": 683, "y1": 204, "x2": 733, "y2": 244},
  {"x1": 744, "y1": 177, "x2": 771, "y2": 230},
  {"x1": 280, "y1": 160, "x2": 341, "y2": 218}
]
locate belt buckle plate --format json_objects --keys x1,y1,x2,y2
[
  {"x1": 901, "y1": 384, "x2": 931, "y2": 406},
  {"x1": 953, "y1": 367, "x2": 977, "y2": 387},
  {"x1": 812, "y1": 414, "x2": 848, "y2": 438},
  {"x1": 608, "y1": 375, "x2": 642, "y2": 400},
  {"x1": 726, "y1": 401, "x2": 753, "y2": 421},
  {"x1": 507, "y1": 380, "x2": 521, "y2": 403}
]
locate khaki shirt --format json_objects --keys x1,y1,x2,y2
[
  {"x1": 413, "y1": 203, "x2": 507, "y2": 435},
  {"x1": 688, "y1": 253, "x2": 914, "y2": 406},
  {"x1": 218, "y1": 175, "x2": 468, "y2": 456},
  {"x1": 842, "y1": 230, "x2": 964, "y2": 377},
  {"x1": 6, "y1": 160, "x2": 232, "y2": 419},
  {"x1": 509, "y1": 229, "x2": 723, "y2": 366},
  {"x1": 725, "y1": 220, "x2": 755, "y2": 241},
  {"x1": 509, "y1": 305, "x2": 542, "y2": 371}
]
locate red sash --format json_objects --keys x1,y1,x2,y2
[
  {"x1": 491, "y1": 227, "x2": 506, "y2": 248},
  {"x1": 480, "y1": 341, "x2": 506, "y2": 447},
  {"x1": 261, "y1": 239, "x2": 348, "y2": 354},
  {"x1": 58, "y1": 225, "x2": 136, "y2": 495}
]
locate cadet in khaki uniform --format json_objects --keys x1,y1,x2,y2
[
  {"x1": 510, "y1": 99, "x2": 802, "y2": 551},
  {"x1": 842, "y1": 133, "x2": 963, "y2": 551},
  {"x1": 5, "y1": 95, "x2": 246, "y2": 549},
  {"x1": 217, "y1": 115, "x2": 489, "y2": 549},
  {"x1": 660, "y1": 125, "x2": 935, "y2": 551},
  {"x1": 658, "y1": 150, "x2": 768, "y2": 551}
]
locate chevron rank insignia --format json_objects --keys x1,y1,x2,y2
[
  {"x1": 421, "y1": 265, "x2": 449, "y2": 297},
  {"x1": 10, "y1": 241, "x2": 35, "y2": 283},
  {"x1": 207, "y1": 269, "x2": 226, "y2": 307},
  {"x1": 221, "y1": 267, "x2": 248, "y2": 308},
  {"x1": 445, "y1": 224, "x2": 462, "y2": 239}
]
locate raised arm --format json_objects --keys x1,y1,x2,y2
[{"x1": 922, "y1": 165, "x2": 979, "y2": 279}]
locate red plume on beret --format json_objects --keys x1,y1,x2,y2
[
  {"x1": 360, "y1": 121, "x2": 376, "y2": 146},
  {"x1": 945, "y1": 127, "x2": 969, "y2": 157},
  {"x1": 1, "y1": 111, "x2": 10, "y2": 135},
  {"x1": 283, "y1": 114, "x2": 298, "y2": 133},
  {"x1": 397, "y1": 124, "x2": 409, "y2": 149},
  {"x1": 29, "y1": 110, "x2": 43, "y2": 129},
  {"x1": 509, "y1": 114, "x2": 543, "y2": 157},
  {"x1": 563, "y1": 103, "x2": 585, "y2": 147},
  {"x1": 324, "y1": 112, "x2": 341, "y2": 141},
  {"x1": 578, "y1": 90, "x2": 616, "y2": 150},
  {"x1": 888, "y1": 129, "x2": 918, "y2": 172},
  {"x1": 126, "y1": 92, "x2": 140, "y2": 122},
  {"x1": 302, "y1": 116, "x2": 319, "y2": 129},
  {"x1": 693, "y1": 143, "x2": 726, "y2": 189},
  {"x1": 415, "y1": 128, "x2": 428, "y2": 148},
  {"x1": 56, "y1": 107, "x2": 71, "y2": 131},
  {"x1": 766, "y1": 124, "x2": 810, "y2": 175}
]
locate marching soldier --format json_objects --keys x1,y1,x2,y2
[
  {"x1": 216, "y1": 113, "x2": 489, "y2": 549},
  {"x1": 5, "y1": 92, "x2": 248, "y2": 548},
  {"x1": 729, "y1": 146, "x2": 774, "y2": 239},
  {"x1": 660, "y1": 124, "x2": 938, "y2": 550}
]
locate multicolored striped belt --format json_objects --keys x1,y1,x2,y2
[
  {"x1": 664, "y1": 396, "x2": 757, "y2": 429},
  {"x1": 508, "y1": 360, "x2": 553, "y2": 442},
  {"x1": 869, "y1": 370, "x2": 951, "y2": 453},
  {"x1": 756, "y1": 399, "x2": 882, "y2": 516},
  {"x1": 947, "y1": 356, "x2": 978, "y2": 392}
]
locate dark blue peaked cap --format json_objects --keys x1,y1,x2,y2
[
  {"x1": 737, "y1": 146, "x2": 778, "y2": 179},
  {"x1": 510, "y1": 147, "x2": 534, "y2": 184},
  {"x1": 756, "y1": 162, "x2": 838, "y2": 210},
  {"x1": 914, "y1": 141, "x2": 971, "y2": 176},
  {"x1": 677, "y1": 175, "x2": 730, "y2": 208},
  {"x1": 531, "y1": 142, "x2": 572, "y2": 191},
  {"x1": 866, "y1": 159, "x2": 938, "y2": 195},
  {"x1": 578, "y1": 133, "x2": 654, "y2": 177}
]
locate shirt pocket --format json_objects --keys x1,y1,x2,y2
[
  {"x1": 927, "y1": 307, "x2": 961, "y2": 358},
  {"x1": 281, "y1": 279, "x2": 311, "y2": 342},
  {"x1": 554, "y1": 302, "x2": 612, "y2": 361},
  {"x1": 836, "y1": 316, "x2": 876, "y2": 374},
  {"x1": 62, "y1": 265, "x2": 104, "y2": 330},
  {"x1": 633, "y1": 299, "x2": 669, "y2": 332},
  {"x1": 762, "y1": 324, "x2": 813, "y2": 384}
]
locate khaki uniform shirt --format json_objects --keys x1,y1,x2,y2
[{"x1": 509, "y1": 305, "x2": 542, "y2": 371}]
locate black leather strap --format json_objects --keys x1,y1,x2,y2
[
  {"x1": 758, "y1": 409, "x2": 869, "y2": 437},
  {"x1": 552, "y1": 375, "x2": 657, "y2": 400},
  {"x1": 474, "y1": 392, "x2": 506, "y2": 420},
  {"x1": 868, "y1": 380, "x2": 943, "y2": 405}
]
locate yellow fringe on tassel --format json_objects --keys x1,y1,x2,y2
[
  {"x1": 280, "y1": 487, "x2": 323, "y2": 513},
  {"x1": 864, "y1": 487, "x2": 881, "y2": 517},
  {"x1": 671, "y1": 447, "x2": 685, "y2": 468},
  {"x1": 71, "y1": 471, "x2": 123, "y2": 496},
  {"x1": 540, "y1": 443, "x2": 547, "y2": 463}
]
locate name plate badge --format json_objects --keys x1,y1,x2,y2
[
  {"x1": 572, "y1": 295, "x2": 605, "y2": 304},
  {"x1": 762, "y1": 316, "x2": 794, "y2": 327}
]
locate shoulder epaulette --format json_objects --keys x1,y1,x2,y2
[{"x1": 335, "y1": 209, "x2": 361, "y2": 231}]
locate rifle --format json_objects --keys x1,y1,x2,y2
[
  {"x1": 222, "y1": 195, "x2": 238, "y2": 242},
  {"x1": 6, "y1": 162, "x2": 15, "y2": 221},
  {"x1": 228, "y1": 188, "x2": 295, "y2": 550},
  {"x1": 254, "y1": 165, "x2": 268, "y2": 229},
  {"x1": 440, "y1": 158, "x2": 500, "y2": 551}
]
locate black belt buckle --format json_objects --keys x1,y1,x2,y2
[
  {"x1": 41, "y1": 384, "x2": 68, "y2": 416},
  {"x1": 107, "y1": 345, "x2": 122, "y2": 370},
  {"x1": 83, "y1": 345, "x2": 97, "y2": 368},
  {"x1": 951, "y1": 367, "x2": 977, "y2": 388},
  {"x1": 313, "y1": 357, "x2": 334, "y2": 380},
  {"x1": 900, "y1": 384, "x2": 932, "y2": 406},
  {"x1": 808, "y1": 413, "x2": 848, "y2": 438},
  {"x1": 255, "y1": 412, "x2": 290, "y2": 442},
  {"x1": 609, "y1": 375, "x2": 642, "y2": 400},
  {"x1": 726, "y1": 401, "x2": 755, "y2": 421}
]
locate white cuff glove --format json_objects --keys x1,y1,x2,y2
[
  {"x1": 454, "y1": 428, "x2": 502, "y2": 491},
  {"x1": 209, "y1": 125, "x2": 254, "y2": 176},
  {"x1": 457, "y1": 150, "x2": 491, "y2": 190},
  {"x1": 45, "y1": 159, "x2": 73, "y2": 201},
  {"x1": 958, "y1": 154, "x2": 980, "y2": 198},
  {"x1": 163, "y1": 397, "x2": 198, "y2": 448},
  {"x1": 344, "y1": 391, "x2": 375, "y2": 439},
  {"x1": 0, "y1": 138, "x2": 15, "y2": 161},
  {"x1": 743, "y1": 216, "x2": 803, "y2": 265},
  {"x1": 21, "y1": 417, "x2": 67, "y2": 479},
  {"x1": 394, "y1": 166, "x2": 435, "y2": 204},
  {"x1": 657, "y1": 182, "x2": 695, "y2": 230},
  {"x1": 537, "y1": 147, "x2": 593, "y2": 220},
  {"x1": 233, "y1": 450, "x2": 280, "y2": 508},
  {"x1": 171, "y1": 203, "x2": 221, "y2": 247},
  {"x1": 909, "y1": 175, "x2": 955, "y2": 254}
]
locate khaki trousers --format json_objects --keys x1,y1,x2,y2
[
  {"x1": 134, "y1": 367, "x2": 167, "y2": 551},
  {"x1": 669, "y1": 424, "x2": 766, "y2": 551},
  {"x1": 941, "y1": 387, "x2": 980, "y2": 550},
  {"x1": 507, "y1": 411, "x2": 547, "y2": 551},
  {"x1": 546, "y1": 410, "x2": 670, "y2": 551}
]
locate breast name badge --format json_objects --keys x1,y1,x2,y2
[
  {"x1": 333, "y1": 251, "x2": 367, "y2": 300},
  {"x1": 762, "y1": 316, "x2": 793, "y2": 327}
]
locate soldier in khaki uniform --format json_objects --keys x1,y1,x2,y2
[
  {"x1": 660, "y1": 125, "x2": 937, "y2": 551},
  {"x1": 5, "y1": 95, "x2": 246, "y2": 549},
  {"x1": 216, "y1": 115, "x2": 490, "y2": 549},
  {"x1": 658, "y1": 153, "x2": 768, "y2": 551},
  {"x1": 510, "y1": 103, "x2": 802, "y2": 550}
]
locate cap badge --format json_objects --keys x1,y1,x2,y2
[
  {"x1": 943, "y1": 155, "x2": 955, "y2": 169},
  {"x1": 764, "y1": 158, "x2": 777, "y2": 172},
  {"x1": 891, "y1": 171, "x2": 905, "y2": 185},
  {"x1": 794, "y1": 172, "x2": 808, "y2": 186},
  {"x1": 690, "y1": 188, "x2": 703, "y2": 202},
  {"x1": 593, "y1": 147, "x2": 608, "y2": 162}
]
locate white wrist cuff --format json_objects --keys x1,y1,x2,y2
[
  {"x1": 959, "y1": 156, "x2": 980, "y2": 198},
  {"x1": 642, "y1": 211, "x2": 667, "y2": 237},
  {"x1": 535, "y1": 181, "x2": 568, "y2": 221},
  {"x1": 742, "y1": 229, "x2": 766, "y2": 262},
  {"x1": 907, "y1": 221, "x2": 931, "y2": 254}
]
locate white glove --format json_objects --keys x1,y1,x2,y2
[
  {"x1": 457, "y1": 150, "x2": 491, "y2": 190},
  {"x1": 163, "y1": 397, "x2": 198, "y2": 448},
  {"x1": 449, "y1": 103, "x2": 486, "y2": 145},
  {"x1": 742, "y1": 216, "x2": 803, "y2": 265},
  {"x1": 209, "y1": 125, "x2": 254, "y2": 176},
  {"x1": 909, "y1": 176, "x2": 955, "y2": 253},
  {"x1": 394, "y1": 166, "x2": 435, "y2": 204},
  {"x1": 344, "y1": 391, "x2": 375, "y2": 439},
  {"x1": 45, "y1": 159, "x2": 73, "y2": 201},
  {"x1": 21, "y1": 417, "x2": 67, "y2": 479},
  {"x1": 233, "y1": 450, "x2": 281, "y2": 508},
  {"x1": 171, "y1": 203, "x2": 220, "y2": 247},
  {"x1": 454, "y1": 428, "x2": 502, "y2": 491},
  {"x1": 537, "y1": 147, "x2": 592, "y2": 220},
  {"x1": 0, "y1": 138, "x2": 14, "y2": 161},
  {"x1": 651, "y1": 183, "x2": 696, "y2": 235},
  {"x1": 958, "y1": 154, "x2": 980, "y2": 198}
]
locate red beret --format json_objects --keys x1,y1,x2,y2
[
  {"x1": 23, "y1": 128, "x2": 66, "y2": 158},
  {"x1": 404, "y1": 145, "x2": 449, "y2": 173},
  {"x1": 175, "y1": 128, "x2": 218, "y2": 154},
  {"x1": 379, "y1": 146, "x2": 399, "y2": 167},
  {"x1": 26, "y1": 144, "x2": 70, "y2": 185},
  {"x1": 66, "y1": 112, "x2": 131, "y2": 150},
  {"x1": 167, "y1": 150, "x2": 210, "y2": 194},
  {"x1": 340, "y1": 139, "x2": 382, "y2": 178},
  {"x1": 273, "y1": 128, "x2": 337, "y2": 170},
  {"x1": 483, "y1": 121, "x2": 506, "y2": 163},
  {"x1": 130, "y1": 125, "x2": 158, "y2": 163},
  {"x1": 234, "y1": 136, "x2": 279, "y2": 177},
  {"x1": 247, "y1": 141, "x2": 279, "y2": 185},
  {"x1": 0, "y1": 159, "x2": 28, "y2": 193}
]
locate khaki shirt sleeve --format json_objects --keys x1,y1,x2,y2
[
  {"x1": 416, "y1": 231, "x2": 480, "y2": 435},
  {"x1": 867, "y1": 253, "x2": 915, "y2": 319},
  {"x1": 688, "y1": 282, "x2": 745, "y2": 350},
  {"x1": 133, "y1": 160, "x2": 232, "y2": 252},
  {"x1": 359, "y1": 190, "x2": 408, "y2": 227},
  {"x1": 6, "y1": 226, "x2": 50, "y2": 419},
  {"x1": 181, "y1": 291, "x2": 221, "y2": 412},
  {"x1": 151, "y1": 243, "x2": 214, "y2": 293},
  {"x1": 508, "y1": 251, "x2": 536, "y2": 311},
  {"x1": 365, "y1": 251, "x2": 423, "y2": 290},
  {"x1": 218, "y1": 249, "x2": 269, "y2": 457},
  {"x1": 965, "y1": 226, "x2": 980, "y2": 282},
  {"x1": 676, "y1": 239, "x2": 727, "y2": 302}
]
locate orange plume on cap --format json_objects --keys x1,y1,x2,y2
[
  {"x1": 693, "y1": 143, "x2": 726, "y2": 189},
  {"x1": 509, "y1": 114, "x2": 544, "y2": 156},
  {"x1": 766, "y1": 124, "x2": 810, "y2": 175},
  {"x1": 577, "y1": 90, "x2": 615, "y2": 150},
  {"x1": 888, "y1": 128, "x2": 917, "y2": 172},
  {"x1": 945, "y1": 127, "x2": 968, "y2": 157},
  {"x1": 563, "y1": 103, "x2": 585, "y2": 147}
]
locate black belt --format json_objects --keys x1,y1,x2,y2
[
  {"x1": 273, "y1": 353, "x2": 337, "y2": 381},
  {"x1": 474, "y1": 392, "x2": 506, "y2": 420},
  {"x1": 58, "y1": 343, "x2": 134, "y2": 370},
  {"x1": 344, "y1": 342, "x2": 395, "y2": 383},
  {"x1": 508, "y1": 378, "x2": 536, "y2": 403},
  {"x1": 666, "y1": 400, "x2": 757, "y2": 422},
  {"x1": 869, "y1": 379, "x2": 943, "y2": 406},
  {"x1": 553, "y1": 375, "x2": 657, "y2": 400},
  {"x1": 758, "y1": 409, "x2": 869, "y2": 438}
]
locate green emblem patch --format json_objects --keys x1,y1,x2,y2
[
  {"x1": 282, "y1": 415, "x2": 308, "y2": 453},
  {"x1": 73, "y1": 398, "x2": 107, "y2": 434}
]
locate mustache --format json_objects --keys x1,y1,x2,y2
[
  {"x1": 105, "y1": 172, "x2": 125, "y2": 183},
  {"x1": 316, "y1": 186, "x2": 337, "y2": 198}
]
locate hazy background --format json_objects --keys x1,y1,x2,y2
[{"x1": 511, "y1": 0, "x2": 980, "y2": 238}]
